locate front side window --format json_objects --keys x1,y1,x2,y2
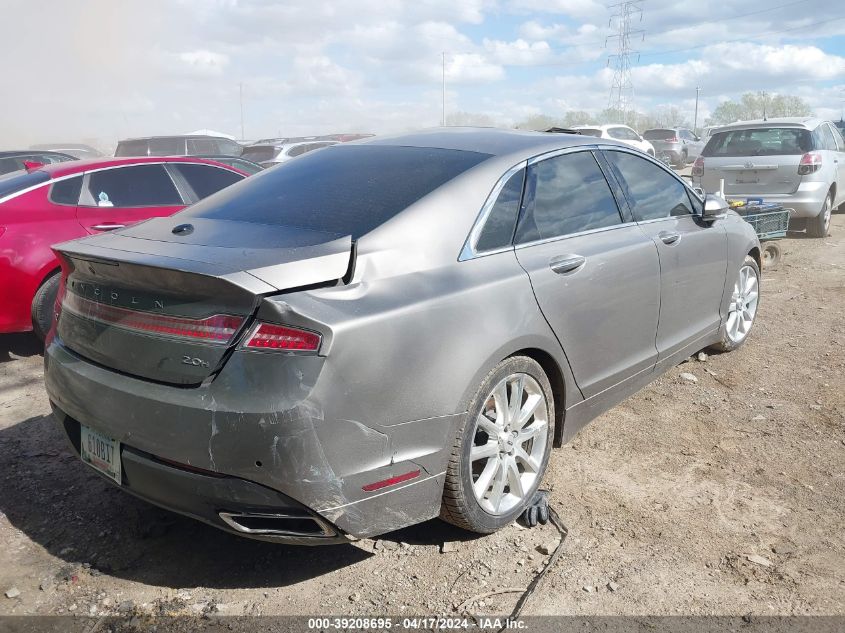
[
  {"x1": 830, "y1": 124, "x2": 845, "y2": 152},
  {"x1": 85, "y1": 165, "x2": 183, "y2": 207},
  {"x1": 603, "y1": 150, "x2": 693, "y2": 221},
  {"x1": 475, "y1": 168, "x2": 524, "y2": 252},
  {"x1": 215, "y1": 139, "x2": 243, "y2": 155},
  {"x1": 172, "y1": 163, "x2": 244, "y2": 200},
  {"x1": 514, "y1": 151, "x2": 622, "y2": 244}
]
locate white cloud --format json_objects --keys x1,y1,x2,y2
[
  {"x1": 483, "y1": 38, "x2": 554, "y2": 65},
  {"x1": 178, "y1": 50, "x2": 230, "y2": 75}
]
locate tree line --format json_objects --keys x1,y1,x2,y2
[{"x1": 447, "y1": 92, "x2": 814, "y2": 132}]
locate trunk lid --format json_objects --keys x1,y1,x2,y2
[
  {"x1": 54, "y1": 217, "x2": 351, "y2": 385},
  {"x1": 699, "y1": 155, "x2": 803, "y2": 195}
]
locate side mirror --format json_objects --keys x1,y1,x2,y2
[{"x1": 702, "y1": 194, "x2": 728, "y2": 220}]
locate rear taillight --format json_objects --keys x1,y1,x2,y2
[
  {"x1": 61, "y1": 293, "x2": 243, "y2": 343},
  {"x1": 798, "y1": 152, "x2": 822, "y2": 175},
  {"x1": 243, "y1": 323, "x2": 321, "y2": 352},
  {"x1": 692, "y1": 156, "x2": 704, "y2": 177}
]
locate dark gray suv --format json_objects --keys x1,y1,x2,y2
[{"x1": 643, "y1": 128, "x2": 704, "y2": 167}]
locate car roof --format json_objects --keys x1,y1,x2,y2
[
  {"x1": 0, "y1": 150, "x2": 75, "y2": 158},
  {"x1": 363, "y1": 127, "x2": 616, "y2": 162},
  {"x1": 716, "y1": 117, "x2": 823, "y2": 131},
  {"x1": 116, "y1": 135, "x2": 233, "y2": 142},
  {"x1": 36, "y1": 156, "x2": 244, "y2": 179}
]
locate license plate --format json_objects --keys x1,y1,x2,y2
[{"x1": 80, "y1": 425, "x2": 121, "y2": 485}]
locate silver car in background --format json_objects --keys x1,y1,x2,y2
[
  {"x1": 241, "y1": 140, "x2": 338, "y2": 168},
  {"x1": 692, "y1": 117, "x2": 844, "y2": 237},
  {"x1": 643, "y1": 127, "x2": 705, "y2": 167},
  {"x1": 44, "y1": 129, "x2": 760, "y2": 544}
]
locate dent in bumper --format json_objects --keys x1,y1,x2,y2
[{"x1": 44, "y1": 339, "x2": 460, "y2": 539}]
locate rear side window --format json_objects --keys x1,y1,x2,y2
[
  {"x1": 49, "y1": 176, "x2": 83, "y2": 205},
  {"x1": 578, "y1": 128, "x2": 602, "y2": 138},
  {"x1": 703, "y1": 127, "x2": 813, "y2": 157},
  {"x1": 172, "y1": 164, "x2": 244, "y2": 200},
  {"x1": 515, "y1": 151, "x2": 622, "y2": 244},
  {"x1": 180, "y1": 145, "x2": 491, "y2": 239},
  {"x1": 85, "y1": 165, "x2": 183, "y2": 207},
  {"x1": 604, "y1": 150, "x2": 693, "y2": 221},
  {"x1": 609, "y1": 127, "x2": 639, "y2": 141},
  {"x1": 814, "y1": 125, "x2": 838, "y2": 151},
  {"x1": 476, "y1": 168, "x2": 524, "y2": 252},
  {"x1": 114, "y1": 140, "x2": 149, "y2": 157}
]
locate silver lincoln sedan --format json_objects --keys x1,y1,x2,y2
[{"x1": 44, "y1": 128, "x2": 761, "y2": 544}]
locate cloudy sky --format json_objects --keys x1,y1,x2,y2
[{"x1": 2, "y1": 0, "x2": 844, "y2": 149}]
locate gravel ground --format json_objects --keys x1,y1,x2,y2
[{"x1": 0, "y1": 211, "x2": 843, "y2": 623}]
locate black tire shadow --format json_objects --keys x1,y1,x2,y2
[
  {"x1": 0, "y1": 333, "x2": 42, "y2": 363},
  {"x1": 0, "y1": 414, "x2": 374, "y2": 589}
]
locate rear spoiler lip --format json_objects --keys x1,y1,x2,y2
[{"x1": 52, "y1": 233, "x2": 354, "y2": 295}]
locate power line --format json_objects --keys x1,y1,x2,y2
[
  {"x1": 606, "y1": 0, "x2": 644, "y2": 118},
  {"x1": 639, "y1": 14, "x2": 845, "y2": 58}
]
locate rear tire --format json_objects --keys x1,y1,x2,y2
[
  {"x1": 807, "y1": 192, "x2": 831, "y2": 238},
  {"x1": 31, "y1": 272, "x2": 60, "y2": 342},
  {"x1": 710, "y1": 255, "x2": 760, "y2": 353},
  {"x1": 440, "y1": 356, "x2": 555, "y2": 534},
  {"x1": 761, "y1": 242, "x2": 782, "y2": 270}
]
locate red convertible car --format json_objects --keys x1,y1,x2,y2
[{"x1": 0, "y1": 156, "x2": 247, "y2": 338}]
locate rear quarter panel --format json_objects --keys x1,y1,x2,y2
[{"x1": 0, "y1": 186, "x2": 84, "y2": 333}]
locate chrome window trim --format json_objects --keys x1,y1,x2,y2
[
  {"x1": 458, "y1": 160, "x2": 527, "y2": 261},
  {"x1": 513, "y1": 220, "x2": 637, "y2": 251},
  {"x1": 459, "y1": 142, "x2": 698, "y2": 261}
]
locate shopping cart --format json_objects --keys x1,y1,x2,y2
[{"x1": 729, "y1": 200, "x2": 791, "y2": 269}]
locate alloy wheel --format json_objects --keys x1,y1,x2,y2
[
  {"x1": 469, "y1": 373, "x2": 548, "y2": 515},
  {"x1": 726, "y1": 264, "x2": 759, "y2": 344},
  {"x1": 823, "y1": 196, "x2": 831, "y2": 235}
]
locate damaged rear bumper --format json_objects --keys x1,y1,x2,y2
[{"x1": 44, "y1": 337, "x2": 459, "y2": 542}]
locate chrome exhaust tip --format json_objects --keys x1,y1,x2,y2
[{"x1": 218, "y1": 511, "x2": 337, "y2": 538}]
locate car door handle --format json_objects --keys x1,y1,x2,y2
[
  {"x1": 659, "y1": 231, "x2": 681, "y2": 245},
  {"x1": 90, "y1": 223, "x2": 125, "y2": 231},
  {"x1": 549, "y1": 254, "x2": 586, "y2": 274}
]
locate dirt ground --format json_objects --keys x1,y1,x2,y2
[{"x1": 0, "y1": 212, "x2": 843, "y2": 623}]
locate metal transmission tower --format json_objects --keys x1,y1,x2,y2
[{"x1": 606, "y1": 0, "x2": 644, "y2": 124}]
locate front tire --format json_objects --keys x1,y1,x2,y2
[
  {"x1": 31, "y1": 272, "x2": 60, "y2": 341},
  {"x1": 807, "y1": 192, "x2": 832, "y2": 238},
  {"x1": 440, "y1": 356, "x2": 555, "y2": 534},
  {"x1": 710, "y1": 255, "x2": 760, "y2": 352}
]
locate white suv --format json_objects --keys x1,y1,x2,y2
[{"x1": 571, "y1": 124, "x2": 655, "y2": 156}]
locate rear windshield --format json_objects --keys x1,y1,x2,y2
[
  {"x1": 577, "y1": 128, "x2": 602, "y2": 138},
  {"x1": 240, "y1": 146, "x2": 279, "y2": 163},
  {"x1": 0, "y1": 169, "x2": 50, "y2": 199},
  {"x1": 180, "y1": 145, "x2": 491, "y2": 238},
  {"x1": 702, "y1": 127, "x2": 814, "y2": 157},
  {"x1": 643, "y1": 129, "x2": 676, "y2": 140}
]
